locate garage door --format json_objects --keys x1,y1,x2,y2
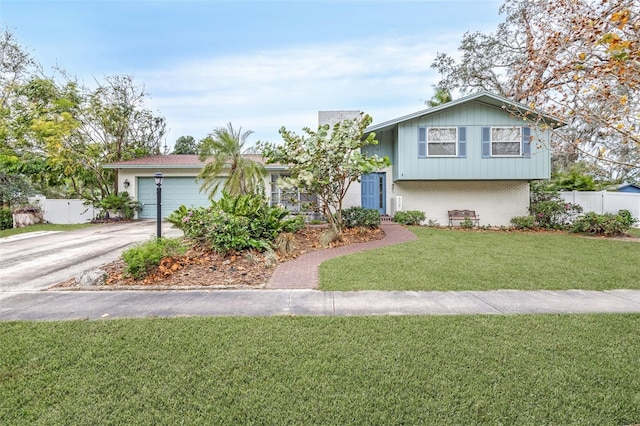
[{"x1": 138, "y1": 177, "x2": 212, "y2": 219}]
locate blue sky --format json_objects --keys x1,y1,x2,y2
[{"x1": 1, "y1": 0, "x2": 503, "y2": 150}]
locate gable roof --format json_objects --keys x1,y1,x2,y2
[
  {"x1": 102, "y1": 154, "x2": 287, "y2": 170},
  {"x1": 617, "y1": 183, "x2": 640, "y2": 191},
  {"x1": 365, "y1": 91, "x2": 566, "y2": 134}
]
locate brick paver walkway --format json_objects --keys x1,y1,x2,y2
[{"x1": 266, "y1": 223, "x2": 417, "y2": 289}]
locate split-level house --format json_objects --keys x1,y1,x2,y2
[
  {"x1": 354, "y1": 91, "x2": 562, "y2": 226},
  {"x1": 105, "y1": 91, "x2": 561, "y2": 226}
]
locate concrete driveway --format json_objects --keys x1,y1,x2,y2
[{"x1": 0, "y1": 221, "x2": 182, "y2": 294}]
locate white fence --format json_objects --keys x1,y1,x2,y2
[
  {"x1": 559, "y1": 191, "x2": 640, "y2": 223},
  {"x1": 29, "y1": 197, "x2": 98, "y2": 224}
]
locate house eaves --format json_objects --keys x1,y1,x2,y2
[
  {"x1": 102, "y1": 154, "x2": 288, "y2": 171},
  {"x1": 365, "y1": 91, "x2": 567, "y2": 134}
]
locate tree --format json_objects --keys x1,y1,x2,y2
[
  {"x1": 431, "y1": 0, "x2": 640, "y2": 182},
  {"x1": 198, "y1": 123, "x2": 265, "y2": 198},
  {"x1": 172, "y1": 135, "x2": 199, "y2": 155},
  {"x1": 1, "y1": 30, "x2": 168, "y2": 204},
  {"x1": 19, "y1": 77, "x2": 83, "y2": 196},
  {"x1": 73, "y1": 75, "x2": 166, "y2": 201},
  {"x1": 0, "y1": 29, "x2": 39, "y2": 205},
  {"x1": 426, "y1": 85, "x2": 452, "y2": 107},
  {"x1": 259, "y1": 113, "x2": 390, "y2": 235}
]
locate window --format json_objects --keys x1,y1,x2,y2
[
  {"x1": 418, "y1": 126, "x2": 465, "y2": 158},
  {"x1": 428, "y1": 127, "x2": 457, "y2": 156},
  {"x1": 491, "y1": 127, "x2": 521, "y2": 156},
  {"x1": 482, "y1": 126, "x2": 531, "y2": 158},
  {"x1": 270, "y1": 173, "x2": 315, "y2": 212}
]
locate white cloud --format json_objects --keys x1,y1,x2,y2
[{"x1": 140, "y1": 34, "x2": 460, "y2": 149}]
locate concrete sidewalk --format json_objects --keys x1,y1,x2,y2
[{"x1": 2, "y1": 289, "x2": 640, "y2": 321}]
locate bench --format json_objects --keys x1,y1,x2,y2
[{"x1": 448, "y1": 210, "x2": 480, "y2": 227}]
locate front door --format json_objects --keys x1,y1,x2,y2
[{"x1": 361, "y1": 173, "x2": 386, "y2": 214}]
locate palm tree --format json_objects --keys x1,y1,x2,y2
[
  {"x1": 427, "y1": 85, "x2": 453, "y2": 107},
  {"x1": 197, "y1": 123, "x2": 265, "y2": 198}
]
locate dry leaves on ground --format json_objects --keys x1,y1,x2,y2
[{"x1": 53, "y1": 226, "x2": 385, "y2": 290}]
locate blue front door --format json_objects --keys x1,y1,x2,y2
[{"x1": 361, "y1": 173, "x2": 386, "y2": 214}]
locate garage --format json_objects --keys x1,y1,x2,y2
[{"x1": 137, "y1": 176, "x2": 211, "y2": 219}]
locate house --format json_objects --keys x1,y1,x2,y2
[
  {"x1": 354, "y1": 91, "x2": 562, "y2": 226},
  {"x1": 103, "y1": 155, "x2": 292, "y2": 219},
  {"x1": 105, "y1": 91, "x2": 561, "y2": 225},
  {"x1": 616, "y1": 183, "x2": 640, "y2": 193}
]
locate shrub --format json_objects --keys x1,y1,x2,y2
[
  {"x1": 96, "y1": 192, "x2": 142, "y2": 219},
  {"x1": 460, "y1": 217, "x2": 475, "y2": 229},
  {"x1": 204, "y1": 211, "x2": 268, "y2": 254},
  {"x1": 510, "y1": 215, "x2": 536, "y2": 230},
  {"x1": 529, "y1": 183, "x2": 582, "y2": 229},
  {"x1": 282, "y1": 214, "x2": 306, "y2": 233},
  {"x1": 393, "y1": 210, "x2": 426, "y2": 226},
  {"x1": 342, "y1": 206, "x2": 381, "y2": 229},
  {"x1": 176, "y1": 192, "x2": 305, "y2": 255},
  {"x1": 571, "y1": 210, "x2": 638, "y2": 236},
  {"x1": 122, "y1": 238, "x2": 187, "y2": 280},
  {"x1": 166, "y1": 205, "x2": 189, "y2": 229},
  {"x1": 320, "y1": 228, "x2": 341, "y2": 247},
  {"x1": 0, "y1": 208, "x2": 12, "y2": 230},
  {"x1": 274, "y1": 232, "x2": 296, "y2": 256},
  {"x1": 617, "y1": 209, "x2": 637, "y2": 228}
]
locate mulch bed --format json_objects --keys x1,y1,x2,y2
[{"x1": 51, "y1": 226, "x2": 385, "y2": 290}]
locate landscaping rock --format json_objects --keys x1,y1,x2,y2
[{"x1": 75, "y1": 269, "x2": 108, "y2": 287}]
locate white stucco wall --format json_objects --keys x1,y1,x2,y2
[{"x1": 392, "y1": 180, "x2": 530, "y2": 226}]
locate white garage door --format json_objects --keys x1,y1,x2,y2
[{"x1": 138, "y1": 177, "x2": 212, "y2": 219}]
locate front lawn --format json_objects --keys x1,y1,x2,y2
[
  {"x1": 1, "y1": 315, "x2": 639, "y2": 424},
  {"x1": 0, "y1": 223, "x2": 94, "y2": 238},
  {"x1": 320, "y1": 227, "x2": 640, "y2": 291}
]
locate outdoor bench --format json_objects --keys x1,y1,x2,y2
[{"x1": 448, "y1": 209, "x2": 480, "y2": 227}]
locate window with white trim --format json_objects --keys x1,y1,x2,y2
[
  {"x1": 427, "y1": 127, "x2": 457, "y2": 156},
  {"x1": 270, "y1": 173, "x2": 315, "y2": 212},
  {"x1": 491, "y1": 127, "x2": 522, "y2": 156}
]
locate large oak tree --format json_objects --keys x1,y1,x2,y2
[{"x1": 432, "y1": 0, "x2": 639, "y2": 181}]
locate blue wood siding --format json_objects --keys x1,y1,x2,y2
[
  {"x1": 362, "y1": 128, "x2": 394, "y2": 159},
  {"x1": 393, "y1": 102, "x2": 550, "y2": 180}
]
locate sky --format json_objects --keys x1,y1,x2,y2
[{"x1": 0, "y1": 0, "x2": 504, "y2": 151}]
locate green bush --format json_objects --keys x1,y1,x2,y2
[
  {"x1": 571, "y1": 210, "x2": 638, "y2": 236},
  {"x1": 342, "y1": 206, "x2": 381, "y2": 229},
  {"x1": 205, "y1": 211, "x2": 267, "y2": 254},
  {"x1": 96, "y1": 192, "x2": 142, "y2": 219},
  {"x1": 460, "y1": 217, "x2": 475, "y2": 229},
  {"x1": 281, "y1": 214, "x2": 306, "y2": 234},
  {"x1": 122, "y1": 238, "x2": 187, "y2": 280},
  {"x1": 510, "y1": 215, "x2": 536, "y2": 230},
  {"x1": 617, "y1": 209, "x2": 637, "y2": 228},
  {"x1": 0, "y1": 208, "x2": 12, "y2": 230},
  {"x1": 529, "y1": 183, "x2": 582, "y2": 229},
  {"x1": 176, "y1": 192, "x2": 305, "y2": 254},
  {"x1": 166, "y1": 205, "x2": 189, "y2": 229},
  {"x1": 393, "y1": 210, "x2": 426, "y2": 226}
]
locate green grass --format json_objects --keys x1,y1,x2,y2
[
  {"x1": 1, "y1": 315, "x2": 640, "y2": 425},
  {"x1": 0, "y1": 223, "x2": 94, "y2": 238},
  {"x1": 626, "y1": 227, "x2": 640, "y2": 237},
  {"x1": 320, "y1": 227, "x2": 640, "y2": 291}
]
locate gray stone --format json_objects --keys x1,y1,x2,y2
[{"x1": 75, "y1": 269, "x2": 108, "y2": 287}]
